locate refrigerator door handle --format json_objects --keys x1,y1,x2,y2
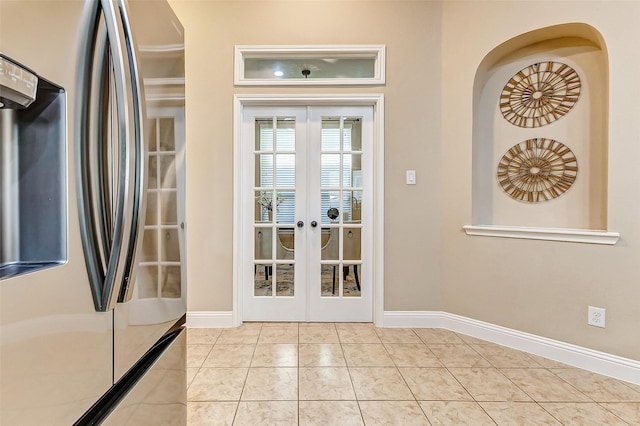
[
  {"x1": 76, "y1": 0, "x2": 117, "y2": 312},
  {"x1": 77, "y1": 0, "x2": 137, "y2": 312},
  {"x1": 99, "y1": 0, "x2": 141, "y2": 309},
  {"x1": 116, "y1": 0, "x2": 149, "y2": 303}
]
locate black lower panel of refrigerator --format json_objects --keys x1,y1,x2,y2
[{"x1": 73, "y1": 314, "x2": 186, "y2": 426}]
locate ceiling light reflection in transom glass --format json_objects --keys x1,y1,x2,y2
[{"x1": 245, "y1": 57, "x2": 375, "y2": 80}]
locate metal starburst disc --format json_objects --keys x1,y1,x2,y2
[
  {"x1": 497, "y1": 138, "x2": 578, "y2": 202},
  {"x1": 500, "y1": 61, "x2": 581, "y2": 128}
]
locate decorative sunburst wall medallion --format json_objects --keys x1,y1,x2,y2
[
  {"x1": 497, "y1": 138, "x2": 578, "y2": 203},
  {"x1": 500, "y1": 61, "x2": 581, "y2": 128}
]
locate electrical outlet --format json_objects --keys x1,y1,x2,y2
[{"x1": 588, "y1": 306, "x2": 606, "y2": 328}]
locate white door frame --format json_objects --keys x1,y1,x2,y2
[{"x1": 232, "y1": 94, "x2": 385, "y2": 326}]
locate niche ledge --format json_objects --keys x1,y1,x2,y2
[{"x1": 463, "y1": 225, "x2": 620, "y2": 245}]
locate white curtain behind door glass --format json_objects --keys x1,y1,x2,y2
[{"x1": 258, "y1": 121, "x2": 353, "y2": 223}]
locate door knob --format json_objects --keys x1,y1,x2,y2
[
  {"x1": 297, "y1": 221, "x2": 304, "y2": 228},
  {"x1": 310, "y1": 221, "x2": 318, "y2": 228}
]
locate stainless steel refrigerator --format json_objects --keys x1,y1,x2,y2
[{"x1": 0, "y1": 0, "x2": 187, "y2": 424}]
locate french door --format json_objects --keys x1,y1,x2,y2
[{"x1": 241, "y1": 105, "x2": 373, "y2": 322}]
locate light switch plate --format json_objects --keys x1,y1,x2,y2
[{"x1": 406, "y1": 170, "x2": 416, "y2": 185}]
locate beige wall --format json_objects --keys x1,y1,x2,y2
[
  {"x1": 168, "y1": 0, "x2": 444, "y2": 312},
  {"x1": 442, "y1": 0, "x2": 640, "y2": 361},
  {"x1": 170, "y1": 0, "x2": 640, "y2": 361}
]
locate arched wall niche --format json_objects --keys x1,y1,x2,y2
[{"x1": 471, "y1": 23, "x2": 610, "y2": 234}]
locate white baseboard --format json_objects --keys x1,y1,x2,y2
[
  {"x1": 384, "y1": 311, "x2": 640, "y2": 386},
  {"x1": 187, "y1": 311, "x2": 234, "y2": 328},
  {"x1": 185, "y1": 309, "x2": 640, "y2": 385}
]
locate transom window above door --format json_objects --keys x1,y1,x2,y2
[{"x1": 234, "y1": 45, "x2": 386, "y2": 86}]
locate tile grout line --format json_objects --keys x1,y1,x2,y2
[
  {"x1": 456, "y1": 336, "x2": 518, "y2": 425},
  {"x1": 387, "y1": 328, "x2": 434, "y2": 424},
  {"x1": 236, "y1": 323, "x2": 263, "y2": 424}
]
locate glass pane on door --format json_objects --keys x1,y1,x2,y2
[
  {"x1": 254, "y1": 263, "x2": 272, "y2": 296},
  {"x1": 342, "y1": 190, "x2": 362, "y2": 224},
  {"x1": 253, "y1": 116, "x2": 297, "y2": 298},
  {"x1": 254, "y1": 228, "x2": 273, "y2": 260},
  {"x1": 321, "y1": 264, "x2": 340, "y2": 297},
  {"x1": 344, "y1": 117, "x2": 362, "y2": 151},
  {"x1": 276, "y1": 264, "x2": 294, "y2": 296},
  {"x1": 321, "y1": 190, "x2": 340, "y2": 225},
  {"x1": 277, "y1": 228, "x2": 295, "y2": 260},
  {"x1": 317, "y1": 115, "x2": 363, "y2": 299},
  {"x1": 343, "y1": 228, "x2": 361, "y2": 298},
  {"x1": 343, "y1": 264, "x2": 361, "y2": 297}
]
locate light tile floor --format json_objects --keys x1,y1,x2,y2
[{"x1": 186, "y1": 323, "x2": 640, "y2": 425}]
